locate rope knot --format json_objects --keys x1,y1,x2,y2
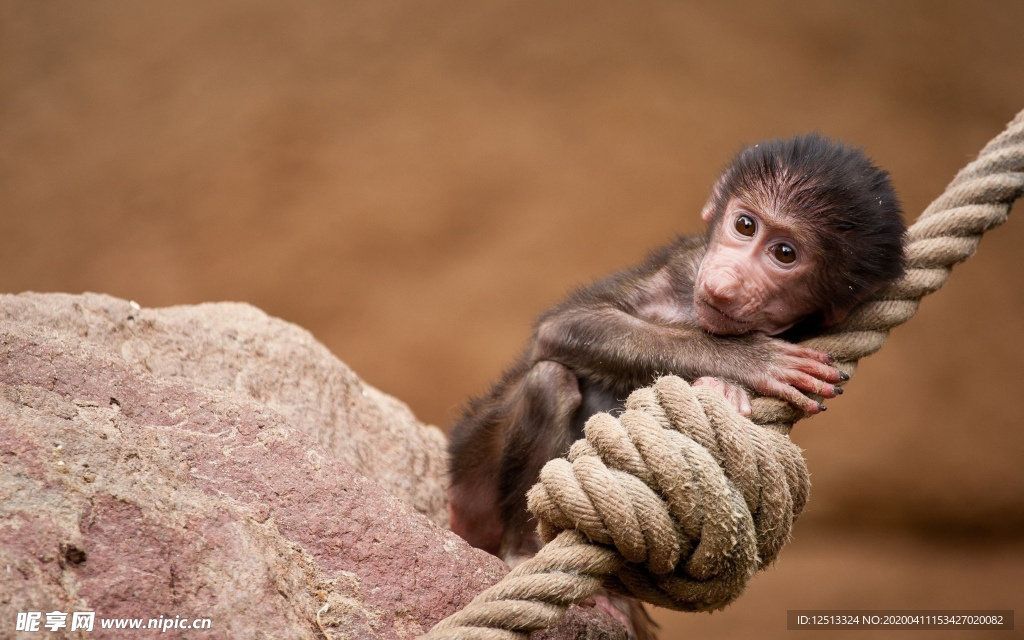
[{"x1": 527, "y1": 376, "x2": 808, "y2": 612}]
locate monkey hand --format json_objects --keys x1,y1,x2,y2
[
  {"x1": 745, "y1": 337, "x2": 848, "y2": 414},
  {"x1": 693, "y1": 376, "x2": 752, "y2": 417}
]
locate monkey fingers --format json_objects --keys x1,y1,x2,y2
[
  {"x1": 775, "y1": 341, "x2": 838, "y2": 368},
  {"x1": 769, "y1": 356, "x2": 844, "y2": 410},
  {"x1": 784, "y1": 370, "x2": 842, "y2": 398},
  {"x1": 755, "y1": 378, "x2": 826, "y2": 415},
  {"x1": 776, "y1": 344, "x2": 846, "y2": 385}
]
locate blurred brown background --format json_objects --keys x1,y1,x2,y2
[{"x1": 2, "y1": 1, "x2": 1023, "y2": 637}]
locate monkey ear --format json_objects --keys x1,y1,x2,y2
[
  {"x1": 701, "y1": 173, "x2": 729, "y2": 223},
  {"x1": 700, "y1": 201, "x2": 715, "y2": 223}
]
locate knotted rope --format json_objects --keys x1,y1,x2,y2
[{"x1": 423, "y1": 109, "x2": 1024, "y2": 640}]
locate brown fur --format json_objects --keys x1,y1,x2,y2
[{"x1": 447, "y1": 135, "x2": 905, "y2": 637}]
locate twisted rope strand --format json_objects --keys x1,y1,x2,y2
[{"x1": 422, "y1": 109, "x2": 1024, "y2": 640}]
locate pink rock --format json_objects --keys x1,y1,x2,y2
[{"x1": 0, "y1": 293, "x2": 622, "y2": 639}]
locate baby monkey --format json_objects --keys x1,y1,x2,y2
[{"x1": 448, "y1": 134, "x2": 905, "y2": 632}]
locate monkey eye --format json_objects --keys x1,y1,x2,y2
[
  {"x1": 772, "y1": 243, "x2": 797, "y2": 264},
  {"x1": 734, "y1": 215, "x2": 756, "y2": 236}
]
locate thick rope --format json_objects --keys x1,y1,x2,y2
[{"x1": 423, "y1": 109, "x2": 1024, "y2": 640}]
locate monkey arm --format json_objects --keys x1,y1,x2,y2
[
  {"x1": 533, "y1": 304, "x2": 844, "y2": 414},
  {"x1": 534, "y1": 305, "x2": 750, "y2": 384}
]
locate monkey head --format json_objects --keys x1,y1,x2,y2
[{"x1": 695, "y1": 134, "x2": 906, "y2": 336}]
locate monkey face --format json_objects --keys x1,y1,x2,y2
[{"x1": 695, "y1": 199, "x2": 819, "y2": 336}]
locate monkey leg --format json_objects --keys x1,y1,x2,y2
[
  {"x1": 448, "y1": 401, "x2": 509, "y2": 556},
  {"x1": 497, "y1": 360, "x2": 582, "y2": 562},
  {"x1": 584, "y1": 593, "x2": 658, "y2": 640},
  {"x1": 448, "y1": 477, "x2": 504, "y2": 556},
  {"x1": 693, "y1": 376, "x2": 752, "y2": 416}
]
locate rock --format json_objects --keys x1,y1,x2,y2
[
  {"x1": 0, "y1": 292, "x2": 448, "y2": 526},
  {"x1": 0, "y1": 293, "x2": 622, "y2": 639}
]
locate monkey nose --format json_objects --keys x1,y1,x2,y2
[{"x1": 703, "y1": 280, "x2": 736, "y2": 305}]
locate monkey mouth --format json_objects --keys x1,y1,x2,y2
[{"x1": 694, "y1": 298, "x2": 749, "y2": 335}]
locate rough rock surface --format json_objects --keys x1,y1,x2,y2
[
  {"x1": 0, "y1": 293, "x2": 620, "y2": 639},
  {"x1": 0, "y1": 293, "x2": 448, "y2": 526}
]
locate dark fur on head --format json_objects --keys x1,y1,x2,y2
[{"x1": 707, "y1": 133, "x2": 906, "y2": 322}]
